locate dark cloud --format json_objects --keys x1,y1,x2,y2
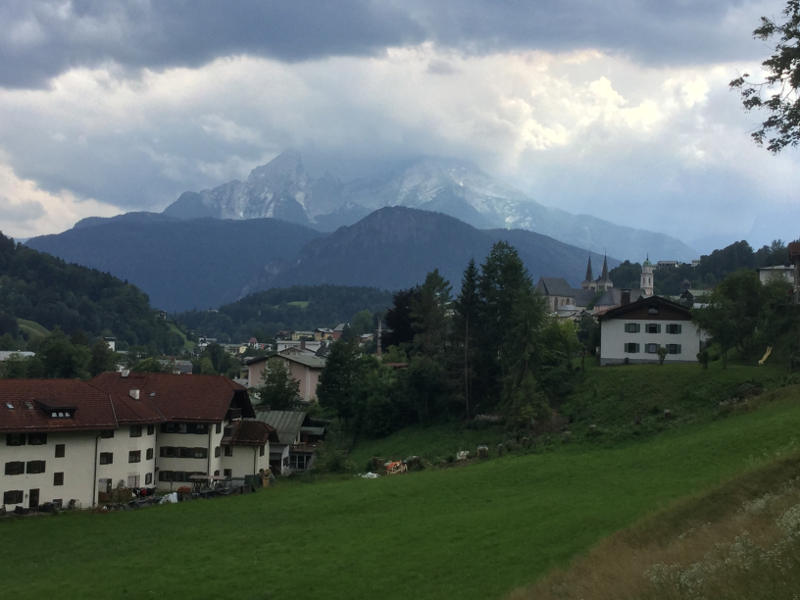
[
  {"x1": 0, "y1": 0, "x2": 777, "y2": 88},
  {"x1": 0, "y1": 0, "x2": 425, "y2": 88}
]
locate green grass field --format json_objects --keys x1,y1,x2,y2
[
  {"x1": 2, "y1": 383, "x2": 799, "y2": 599},
  {"x1": 15, "y1": 318, "x2": 49, "y2": 340}
]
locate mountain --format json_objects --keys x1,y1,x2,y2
[
  {"x1": 27, "y1": 207, "x2": 611, "y2": 313},
  {"x1": 26, "y1": 213, "x2": 322, "y2": 312},
  {"x1": 0, "y1": 231, "x2": 181, "y2": 352},
  {"x1": 265, "y1": 206, "x2": 614, "y2": 292},
  {"x1": 163, "y1": 152, "x2": 695, "y2": 261}
]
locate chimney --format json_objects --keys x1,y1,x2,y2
[
  {"x1": 129, "y1": 389, "x2": 140, "y2": 400},
  {"x1": 621, "y1": 289, "x2": 631, "y2": 305}
]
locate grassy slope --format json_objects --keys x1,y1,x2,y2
[
  {"x1": 1, "y1": 385, "x2": 799, "y2": 600},
  {"x1": 15, "y1": 318, "x2": 48, "y2": 340}
]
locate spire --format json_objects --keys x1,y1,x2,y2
[
  {"x1": 584, "y1": 257, "x2": 593, "y2": 282},
  {"x1": 600, "y1": 254, "x2": 609, "y2": 281}
]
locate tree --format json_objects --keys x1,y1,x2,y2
[
  {"x1": 730, "y1": 1, "x2": 800, "y2": 152},
  {"x1": 410, "y1": 269, "x2": 452, "y2": 358},
  {"x1": 317, "y1": 339, "x2": 363, "y2": 431},
  {"x1": 256, "y1": 357, "x2": 300, "y2": 410},
  {"x1": 454, "y1": 259, "x2": 480, "y2": 418},
  {"x1": 89, "y1": 340, "x2": 117, "y2": 376}
]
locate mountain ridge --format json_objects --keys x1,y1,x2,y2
[{"x1": 162, "y1": 152, "x2": 696, "y2": 261}]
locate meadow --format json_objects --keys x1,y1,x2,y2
[{"x1": 1, "y1": 380, "x2": 799, "y2": 599}]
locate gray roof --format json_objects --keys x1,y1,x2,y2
[
  {"x1": 535, "y1": 277, "x2": 578, "y2": 298},
  {"x1": 594, "y1": 288, "x2": 645, "y2": 307},
  {"x1": 574, "y1": 289, "x2": 598, "y2": 307},
  {"x1": 254, "y1": 410, "x2": 307, "y2": 444},
  {"x1": 0, "y1": 351, "x2": 34, "y2": 361},
  {"x1": 281, "y1": 354, "x2": 326, "y2": 369}
]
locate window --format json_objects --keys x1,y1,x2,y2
[
  {"x1": 223, "y1": 469, "x2": 232, "y2": 478},
  {"x1": 224, "y1": 446, "x2": 233, "y2": 457},
  {"x1": 160, "y1": 446, "x2": 176, "y2": 458},
  {"x1": 624, "y1": 343, "x2": 640, "y2": 353},
  {"x1": 667, "y1": 344, "x2": 682, "y2": 354},
  {"x1": 128, "y1": 450, "x2": 141, "y2": 463},
  {"x1": 4, "y1": 461, "x2": 24, "y2": 475},
  {"x1": 6, "y1": 433, "x2": 25, "y2": 446},
  {"x1": 100, "y1": 430, "x2": 114, "y2": 438},
  {"x1": 145, "y1": 472, "x2": 152, "y2": 485},
  {"x1": 55, "y1": 444, "x2": 65, "y2": 458},
  {"x1": 213, "y1": 470, "x2": 220, "y2": 476},
  {"x1": 26, "y1": 460, "x2": 45, "y2": 474},
  {"x1": 161, "y1": 423, "x2": 178, "y2": 434},
  {"x1": 645, "y1": 323, "x2": 661, "y2": 334},
  {"x1": 158, "y1": 471, "x2": 173, "y2": 482},
  {"x1": 3, "y1": 490, "x2": 23, "y2": 505},
  {"x1": 215, "y1": 423, "x2": 222, "y2": 434},
  {"x1": 146, "y1": 448, "x2": 154, "y2": 460},
  {"x1": 99, "y1": 452, "x2": 113, "y2": 465},
  {"x1": 130, "y1": 425, "x2": 142, "y2": 438},
  {"x1": 624, "y1": 323, "x2": 640, "y2": 333},
  {"x1": 214, "y1": 446, "x2": 221, "y2": 458},
  {"x1": 260, "y1": 445, "x2": 265, "y2": 457},
  {"x1": 645, "y1": 343, "x2": 659, "y2": 354},
  {"x1": 666, "y1": 323, "x2": 682, "y2": 334},
  {"x1": 27, "y1": 433, "x2": 47, "y2": 445},
  {"x1": 127, "y1": 474, "x2": 140, "y2": 488},
  {"x1": 147, "y1": 424, "x2": 155, "y2": 435},
  {"x1": 53, "y1": 472, "x2": 64, "y2": 486}
]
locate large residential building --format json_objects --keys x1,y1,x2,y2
[
  {"x1": 597, "y1": 295, "x2": 705, "y2": 365},
  {"x1": 1, "y1": 373, "x2": 272, "y2": 512}
]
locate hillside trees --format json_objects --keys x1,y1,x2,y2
[
  {"x1": 730, "y1": 0, "x2": 800, "y2": 152},
  {"x1": 320, "y1": 241, "x2": 578, "y2": 440},
  {"x1": 693, "y1": 270, "x2": 799, "y2": 367}
]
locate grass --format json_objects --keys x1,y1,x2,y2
[
  {"x1": 346, "y1": 421, "x2": 508, "y2": 470},
  {"x1": 512, "y1": 452, "x2": 800, "y2": 600},
  {"x1": 287, "y1": 300, "x2": 310, "y2": 309},
  {"x1": 15, "y1": 318, "x2": 48, "y2": 340},
  {"x1": 1, "y1": 384, "x2": 799, "y2": 599}
]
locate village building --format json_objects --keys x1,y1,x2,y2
[
  {"x1": 1, "y1": 373, "x2": 271, "y2": 512},
  {"x1": 253, "y1": 410, "x2": 325, "y2": 475},
  {"x1": 597, "y1": 295, "x2": 705, "y2": 365},
  {"x1": 246, "y1": 353, "x2": 326, "y2": 403}
]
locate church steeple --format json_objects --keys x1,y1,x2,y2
[
  {"x1": 581, "y1": 257, "x2": 594, "y2": 290},
  {"x1": 641, "y1": 255, "x2": 654, "y2": 297},
  {"x1": 600, "y1": 255, "x2": 609, "y2": 281}
]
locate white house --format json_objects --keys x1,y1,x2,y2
[
  {"x1": 598, "y1": 295, "x2": 705, "y2": 365},
  {"x1": 1, "y1": 373, "x2": 272, "y2": 512}
]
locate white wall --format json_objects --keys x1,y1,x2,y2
[
  {"x1": 96, "y1": 425, "x2": 157, "y2": 493},
  {"x1": 2, "y1": 431, "x2": 96, "y2": 509},
  {"x1": 600, "y1": 318, "x2": 703, "y2": 365}
]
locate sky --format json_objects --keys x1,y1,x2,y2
[{"x1": 0, "y1": 0, "x2": 798, "y2": 254}]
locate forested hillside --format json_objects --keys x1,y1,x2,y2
[
  {"x1": 610, "y1": 239, "x2": 795, "y2": 294},
  {"x1": 175, "y1": 285, "x2": 394, "y2": 342},
  {"x1": 0, "y1": 231, "x2": 183, "y2": 353}
]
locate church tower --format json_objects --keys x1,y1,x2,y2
[
  {"x1": 641, "y1": 256, "x2": 654, "y2": 297},
  {"x1": 596, "y1": 254, "x2": 614, "y2": 292},
  {"x1": 581, "y1": 257, "x2": 594, "y2": 290}
]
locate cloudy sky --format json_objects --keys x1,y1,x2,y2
[{"x1": 0, "y1": 0, "x2": 797, "y2": 253}]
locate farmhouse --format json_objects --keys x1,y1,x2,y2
[
  {"x1": 1, "y1": 373, "x2": 271, "y2": 512},
  {"x1": 597, "y1": 295, "x2": 705, "y2": 365}
]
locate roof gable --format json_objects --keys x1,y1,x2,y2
[{"x1": 598, "y1": 295, "x2": 692, "y2": 321}]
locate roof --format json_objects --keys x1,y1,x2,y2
[
  {"x1": 535, "y1": 277, "x2": 577, "y2": 298},
  {"x1": 91, "y1": 372, "x2": 253, "y2": 423},
  {"x1": 222, "y1": 419, "x2": 277, "y2": 446},
  {"x1": 254, "y1": 409, "x2": 307, "y2": 444},
  {"x1": 594, "y1": 288, "x2": 645, "y2": 307},
  {"x1": 0, "y1": 351, "x2": 35, "y2": 361},
  {"x1": 597, "y1": 295, "x2": 692, "y2": 321},
  {"x1": 281, "y1": 354, "x2": 326, "y2": 369},
  {"x1": 0, "y1": 379, "x2": 116, "y2": 433}
]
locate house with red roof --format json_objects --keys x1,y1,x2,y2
[{"x1": 1, "y1": 372, "x2": 275, "y2": 512}]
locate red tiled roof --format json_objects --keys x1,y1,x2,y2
[
  {"x1": 0, "y1": 379, "x2": 116, "y2": 433},
  {"x1": 91, "y1": 372, "x2": 253, "y2": 423}
]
